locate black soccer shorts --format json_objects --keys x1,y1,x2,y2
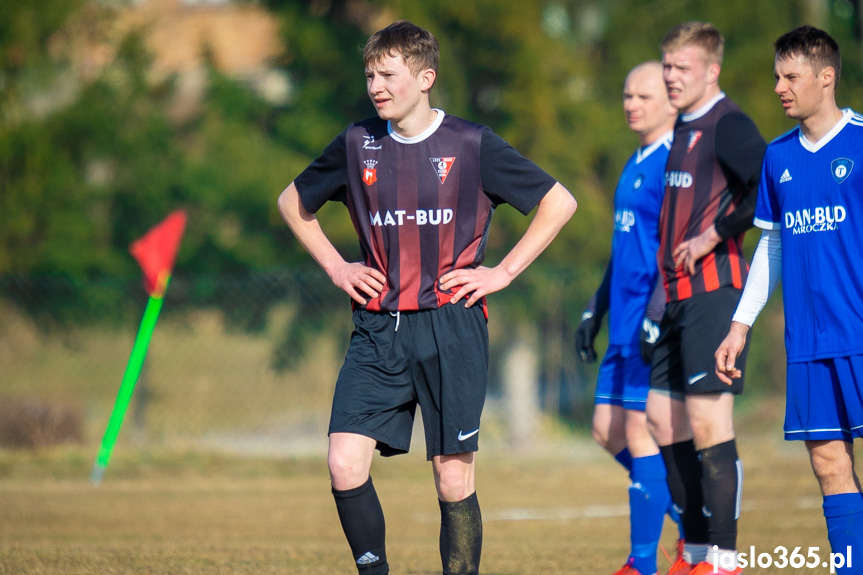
[
  {"x1": 329, "y1": 303, "x2": 488, "y2": 460},
  {"x1": 650, "y1": 286, "x2": 749, "y2": 398}
]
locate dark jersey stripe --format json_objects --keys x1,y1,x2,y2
[
  {"x1": 294, "y1": 113, "x2": 554, "y2": 312},
  {"x1": 660, "y1": 98, "x2": 753, "y2": 302}
]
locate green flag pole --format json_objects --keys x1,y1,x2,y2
[{"x1": 90, "y1": 277, "x2": 169, "y2": 485}]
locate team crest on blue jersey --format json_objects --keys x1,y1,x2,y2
[
  {"x1": 429, "y1": 157, "x2": 456, "y2": 184},
  {"x1": 633, "y1": 175, "x2": 644, "y2": 190},
  {"x1": 831, "y1": 158, "x2": 854, "y2": 184},
  {"x1": 363, "y1": 159, "x2": 378, "y2": 186}
]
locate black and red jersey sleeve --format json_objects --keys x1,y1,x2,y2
[
  {"x1": 714, "y1": 113, "x2": 766, "y2": 239},
  {"x1": 479, "y1": 128, "x2": 558, "y2": 215},
  {"x1": 293, "y1": 130, "x2": 349, "y2": 214}
]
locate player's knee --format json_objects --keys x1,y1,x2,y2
[
  {"x1": 436, "y1": 467, "x2": 472, "y2": 502},
  {"x1": 592, "y1": 423, "x2": 611, "y2": 450},
  {"x1": 808, "y1": 445, "x2": 853, "y2": 485},
  {"x1": 625, "y1": 420, "x2": 655, "y2": 451},
  {"x1": 645, "y1": 411, "x2": 670, "y2": 445},
  {"x1": 328, "y1": 450, "x2": 368, "y2": 489}
]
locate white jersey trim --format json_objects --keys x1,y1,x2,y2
[
  {"x1": 753, "y1": 217, "x2": 780, "y2": 230},
  {"x1": 636, "y1": 130, "x2": 673, "y2": 164},
  {"x1": 680, "y1": 92, "x2": 726, "y2": 123},
  {"x1": 798, "y1": 108, "x2": 854, "y2": 153},
  {"x1": 732, "y1": 229, "x2": 781, "y2": 327},
  {"x1": 388, "y1": 109, "x2": 445, "y2": 144}
]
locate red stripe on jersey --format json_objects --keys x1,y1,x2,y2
[
  {"x1": 701, "y1": 252, "x2": 720, "y2": 291},
  {"x1": 677, "y1": 273, "x2": 692, "y2": 300},
  {"x1": 398, "y1": 169, "x2": 422, "y2": 310}
]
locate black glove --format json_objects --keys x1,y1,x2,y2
[
  {"x1": 640, "y1": 317, "x2": 660, "y2": 364},
  {"x1": 575, "y1": 311, "x2": 600, "y2": 364}
]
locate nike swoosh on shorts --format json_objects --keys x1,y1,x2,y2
[{"x1": 457, "y1": 429, "x2": 479, "y2": 441}]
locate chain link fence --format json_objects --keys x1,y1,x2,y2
[{"x1": 1, "y1": 267, "x2": 604, "y2": 457}]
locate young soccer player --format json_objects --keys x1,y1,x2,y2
[
  {"x1": 645, "y1": 22, "x2": 766, "y2": 575},
  {"x1": 277, "y1": 20, "x2": 576, "y2": 575},
  {"x1": 715, "y1": 25, "x2": 863, "y2": 575},
  {"x1": 575, "y1": 61, "x2": 681, "y2": 575}
]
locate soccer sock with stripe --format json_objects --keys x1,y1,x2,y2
[
  {"x1": 439, "y1": 492, "x2": 482, "y2": 575},
  {"x1": 332, "y1": 476, "x2": 389, "y2": 575},
  {"x1": 698, "y1": 439, "x2": 742, "y2": 551},
  {"x1": 823, "y1": 491, "x2": 863, "y2": 575},
  {"x1": 660, "y1": 440, "x2": 708, "y2": 548},
  {"x1": 629, "y1": 453, "x2": 672, "y2": 575}
]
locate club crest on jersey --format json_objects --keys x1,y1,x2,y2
[
  {"x1": 687, "y1": 130, "x2": 702, "y2": 153},
  {"x1": 633, "y1": 175, "x2": 644, "y2": 190},
  {"x1": 429, "y1": 157, "x2": 456, "y2": 184},
  {"x1": 831, "y1": 158, "x2": 853, "y2": 184},
  {"x1": 363, "y1": 159, "x2": 378, "y2": 186}
]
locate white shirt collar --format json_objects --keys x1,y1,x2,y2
[
  {"x1": 681, "y1": 92, "x2": 726, "y2": 123},
  {"x1": 798, "y1": 108, "x2": 854, "y2": 153},
  {"x1": 388, "y1": 109, "x2": 445, "y2": 144},
  {"x1": 636, "y1": 130, "x2": 673, "y2": 164}
]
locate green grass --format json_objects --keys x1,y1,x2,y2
[{"x1": 1, "y1": 432, "x2": 857, "y2": 574}]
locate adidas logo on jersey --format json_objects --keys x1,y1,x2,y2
[
  {"x1": 780, "y1": 169, "x2": 792, "y2": 183},
  {"x1": 357, "y1": 552, "x2": 380, "y2": 565}
]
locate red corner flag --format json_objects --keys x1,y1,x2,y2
[{"x1": 129, "y1": 210, "x2": 187, "y2": 296}]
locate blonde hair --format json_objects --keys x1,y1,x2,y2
[
  {"x1": 363, "y1": 20, "x2": 439, "y2": 76},
  {"x1": 661, "y1": 22, "x2": 724, "y2": 66}
]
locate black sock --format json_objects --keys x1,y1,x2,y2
[
  {"x1": 439, "y1": 492, "x2": 482, "y2": 575},
  {"x1": 660, "y1": 439, "x2": 708, "y2": 544},
  {"x1": 332, "y1": 477, "x2": 389, "y2": 574},
  {"x1": 699, "y1": 439, "x2": 742, "y2": 550}
]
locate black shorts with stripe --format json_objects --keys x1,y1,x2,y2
[
  {"x1": 329, "y1": 304, "x2": 488, "y2": 460},
  {"x1": 650, "y1": 286, "x2": 749, "y2": 398}
]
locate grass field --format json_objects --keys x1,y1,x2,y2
[{"x1": 2, "y1": 426, "x2": 857, "y2": 575}]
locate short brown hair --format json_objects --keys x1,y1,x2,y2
[
  {"x1": 775, "y1": 25, "x2": 841, "y2": 85},
  {"x1": 661, "y1": 22, "x2": 724, "y2": 66},
  {"x1": 363, "y1": 20, "x2": 439, "y2": 76}
]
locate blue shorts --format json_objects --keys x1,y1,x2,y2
[
  {"x1": 594, "y1": 344, "x2": 651, "y2": 411},
  {"x1": 785, "y1": 355, "x2": 863, "y2": 442}
]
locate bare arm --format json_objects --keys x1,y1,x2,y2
[
  {"x1": 278, "y1": 183, "x2": 385, "y2": 306},
  {"x1": 715, "y1": 229, "x2": 781, "y2": 383},
  {"x1": 439, "y1": 182, "x2": 577, "y2": 308}
]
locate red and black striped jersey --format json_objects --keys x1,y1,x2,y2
[
  {"x1": 294, "y1": 110, "x2": 557, "y2": 312},
  {"x1": 659, "y1": 95, "x2": 766, "y2": 302}
]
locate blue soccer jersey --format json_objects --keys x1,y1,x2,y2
[
  {"x1": 754, "y1": 108, "x2": 863, "y2": 362},
  {"x1": 607, "y1": 132, "x2": 671, "y2": 346}
]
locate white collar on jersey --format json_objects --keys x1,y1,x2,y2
[
  {"x1": 387, "y1": 109, "x2": 445, "y2": 144},
  {"x1": 680, "y1": 92, "x2": 726, "y2": 123},
  {"x1": 636, "y1": 130, "x2": 673, "y2": 164},
  {"x1": 798, "y1": 108, "x2": 854, "y2": 153}
]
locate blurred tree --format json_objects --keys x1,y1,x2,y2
[{"x1": 2, "y1": 0, "x2": 862, "y2": 392}]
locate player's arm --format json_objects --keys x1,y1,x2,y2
[
  {"x1": 440, "y1": 182, "x2": 576, "y2": 308},
  {"x1": 278, "y1": 182, "x2": 385, "y2": 306},
  {"x1": 715, "y1": 228, "x2": 781, "y2": 383},
  {"x1": 673, "y1": 113, "x2": 767, "y2": 275}
]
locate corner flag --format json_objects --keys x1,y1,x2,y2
[{"x1": 90, "y1": 210, "x2": 187, "y2": 485}]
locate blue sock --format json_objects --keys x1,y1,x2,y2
[
  {"x1": 823, "y1": 492, "x2": 863, "y2": 575},
  {"x1": 615, "y1": 448, "x2": 634, "y2": 476},
  {"x1": 628, "y1": 454, "x2": 671, "y2": 575}
]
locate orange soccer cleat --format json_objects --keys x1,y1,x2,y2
[
  {"x1": 664, "y1": 539, "x2": 694, "y2": 575},
  {"x1": 689, "y1": 561, "x2": 743, "y2": 575},
  {"x1": 612, "y1": 557, "x2": 652, "y2": 575}
]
